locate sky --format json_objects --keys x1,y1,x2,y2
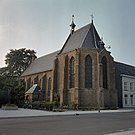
[{"x1": 0, "y1": 0, "x2": 135, "y2": 67}]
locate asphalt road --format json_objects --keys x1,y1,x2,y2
[{"x1": 0, "y1": 112, "x2": 135, "y2": 135}]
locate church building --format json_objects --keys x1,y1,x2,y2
[{"x1": 21, "y1": 17, "x2": 135, "y2": 109}]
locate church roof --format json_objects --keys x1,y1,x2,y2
[
  {"x1": 60, "y1": 22, "x2": 103, "y2": 54},
  {"x1": 21, "y1": 22, "x2": 103, "y2": 77},
  {"x1": 114, "y1": 62, "x2": 135, "y2": 76},
  {"x1": 21, "y1": 50, "x2": 59, "y2": 76}
]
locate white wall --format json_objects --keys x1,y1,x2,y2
[{"x1": 122, "y1": 75, "x2": 135, "y2": 108}]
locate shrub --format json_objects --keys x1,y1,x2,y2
[
  {"x1": 23, "y1": 103, "x2": 32, "y2": 109},
  {"x1": 68, "y1": 103, "x2": 78, "y2": 110},
  {"x1": 45, "y1": 102, "x2": 53, "y2": 111},
  {"x1": 31, "y1": 101, "x2": 41, "y2": 109},
  {"x1": 53, "y1": 108, "x2": 65, "y2": 112}
]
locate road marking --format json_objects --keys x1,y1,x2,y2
[{"x1": 105, "y1": 129, "x2": 135, "y2": 135}]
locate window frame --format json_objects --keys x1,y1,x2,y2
[
  {"x1": 124, "y1": 82, "x2": 128, "y2": 91},
  {"x1": 85, "y1": 55, "x2": 92, "y2": 89},
  {"x1": 101, "y1": 56, "x2": 108, "y2": 89},
  {"x1": 69, "y1": 57, "x2": 75, "y2": 88}
]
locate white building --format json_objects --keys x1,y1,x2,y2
[
  {"x1": 115, "y1": 62, "x2": 135, "y2": 108},
  {"x1": 121, "y1": 75, "x2": 135, "y2": 108}
]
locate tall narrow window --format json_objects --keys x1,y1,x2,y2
[
  {"x1": 42, "y1": 75, "x2": 47, "y2": 95},
  {"x1": 130, "y1": 95, "x2": 133, "y2": 105},
  {"x1": 124, "y1": 94, "x2": 128, "y2": 105},
  {"x1": 130, "y1": 82, "x2": 133, "y2": 91},
  {"x1": 34, "y1": 76, "x2": 38, "y2": 85},
  {"x1": 42, "y1": 75, "x2": 46, "y2": 90},
  {"x1": 70, "y1": 57, "x2": 75, "y2": 88},
  {"x1": 54, "y1": 58, "x2": 59, "y2": 93},
  {"x1": 124, "y1": 82, "x2": 128, "y2": 91},
  {"x1": 85, "y1": 55, "x2": 92, "y2": 88},
  {"x1": 48, "y1": 77, "x2": 51, "y2": 97},
  {"x1": 101, "y1": 57, "x2": 107, "y2": 89},
  {"x1": 27, "y1": 78, "x2": 31, "y2": 90},
  {"x1": 64, "y1": 55, "x2": 68, "y2": 89}
]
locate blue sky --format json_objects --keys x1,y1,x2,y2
[{"x1": 0, "y1": 0, "x2": 135, "y2": 67}]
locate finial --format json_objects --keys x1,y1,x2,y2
[
  {"x1": 72, "y1": 15, "x2": 74, "y2": 22},
  {"x1": 101, "y1": 37, "x2": 103, "y2": 42},
  {"x1": 98, "y1": 37, "x2": 105, "y2": 49},
  {"x1": 90, "y1": 14, "x2": 94, "y2": 23},
  {"x1": 70, "y1": 15, "x2": 76, "y2": 34}
]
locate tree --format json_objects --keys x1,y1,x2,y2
[
  {"x1": 0, "y1": 75, "x2": 25, "y2": 106},
  {"x1": 0, "y1": 75, "x2": 12, "y2": 106},
  {"x1": 0, "y1": 48, "x2": 37, "y2": 106},
  {"x1": 5, "y1": 48, "x2": 37, "y2": 76},
  {"x1": 0, "y1": 67, "x2": 10, "y2": 76},
  {"x1": 9, "y1": 78, "x2": 25, "y2": 106}
]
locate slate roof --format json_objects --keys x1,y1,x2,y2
[
  {"x1": 21, "y1": 50, "x2": 59, "y2": 76},
  {"x1": 21, "y1": 22, "x2": 105, "y2": 77},
  {"x1": 60, "y1": 22, "x2": 103, "y2": 54},
  {"x1": 114, "y1": 61, "x2": 135, "y2": 76}
]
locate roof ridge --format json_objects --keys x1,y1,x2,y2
[
  {"x1": 115, "y1": 61, "x2": 135, "y2": 68},
  {"x1": 92, "y1": 23, "x2": 98, "y2": 48},
  {"x1": 59, "y1": 34, "x2": 71, "y2": 54},
  {"x1": 79, "y1": 23, "x2": 91, "y2": 48},
  {"x1": 74, "y1": 23, "x2": 90, "y2": 33},
  {"x1": 37, "y1": 50, "x2": 59, "y2": 60}
]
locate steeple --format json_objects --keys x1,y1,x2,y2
[{"x1": 70, "y1": 15, "x2": 76, "y2": 34}]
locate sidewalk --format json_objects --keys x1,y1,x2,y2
[{"x1": 0, "y1": 108, "x2": 134, "y2": 119}]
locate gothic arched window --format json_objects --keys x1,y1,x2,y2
[
  {"x1": 27, "y1": 78, "x2": 31, "y2": 90},
  {"x1": 54, "y1": 58, "x2": 59, "y2": 93},
  {"x1": 42, "y1": 75, "x2": 47, "y2": 93},
  {"x1": 85, "y1": 55, "x2": 92, "y2": 88},
  {"x1": 48, "y1": 77, "x2": 51, "y2": 97},
  {"x1": 70, "y1": 57, "x2": 75, "y2": 88},
  {"x1": 34, "y1": 76, "x2": 38, "y2": 85},
  {"x1": 42, "y1": 75, "x2": 47, "y2": 99},
  {"x1": 101, "y1": 56, "x2": 107, "y2": 89},
  {"x1": 64, "y1": 55, "x2": 68, "y2": 89}
]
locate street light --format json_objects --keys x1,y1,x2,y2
[{"x1": 98, "y1": 41, "x2": 111, "y2": 112}]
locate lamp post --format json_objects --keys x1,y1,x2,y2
[{"x1": 98, "y1": 42, "x2": 111, "y2": 112}]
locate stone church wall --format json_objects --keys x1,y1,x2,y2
[
  {"x1": 53, "y1": 48, "x2": 117, "y2": 109},
  {"x1": 22, "y1": 70, "x2": 53, "y2": 102}
]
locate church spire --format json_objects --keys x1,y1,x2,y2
[{"x1": 70, "y1": 15, "x2": 76, "y2": 34}]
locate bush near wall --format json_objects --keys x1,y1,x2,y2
[{"x1": 0, "y1": 90, "x2": 8, "y2": 107}]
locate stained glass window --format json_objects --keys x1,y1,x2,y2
[
  {"x1": 85, "y1": 55, "x2": 92, "y2": 88},
  {"x1": 101, "y1": 56, "x2": 107, "y2": 89},
  {"x1": 70, "y1": 57, "x2": 75, "y2": 88}
]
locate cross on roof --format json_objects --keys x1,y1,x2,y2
[{"x1": 90, "y1": 14, "x2": 94, "y2": 22}]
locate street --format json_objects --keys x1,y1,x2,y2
[{"x1": 0, "y1": 112, "x2": 135, "y2": 135}]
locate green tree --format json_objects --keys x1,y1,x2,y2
[
  {"x1": 0, "y1": 48, "x2": 37, "y2": 106},
  {"x1": 5, "y1": 48, "x2": 37, "y2": 76},
  {"x1": 0, "y1": 76, "x2": 4, "y2": 89},
  {"x1": 0, "y1": 75, "x2": 11, "y2": 106},
  {"x1": 9, "y1": 78, "x2": 25, "y2": 106}
]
